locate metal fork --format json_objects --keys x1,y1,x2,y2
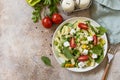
[{"x1": 102, "y1": 44, "x2": 119, "y2": 80}]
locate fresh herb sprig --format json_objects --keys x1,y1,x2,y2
[{"x1": 26, "y1": 0, "x2": 60, "y2": 23}]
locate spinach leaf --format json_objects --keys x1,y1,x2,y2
[
  {"x1": 95, "y1": 54, "x2": 104, "y2": 63},
  {"x1": 86, "y1": 21, "x2": 107, "y2": 36},
  {"x1": 63, "y1": 47, "x2": 74, "y2": 59},
  {"x1": 97, "y1": 26, "x2": 107, "y2": 36},
  {"x1": 86, "y1": 20, "x2": 98, "y2": 33},
  {"x1": 91, "y1": 45, "x2": 103, "y2": 55},
  {"x1": 41, "y1": 56, "x2": 52, "y2": 66}
]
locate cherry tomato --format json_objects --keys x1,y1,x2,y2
[
  {"x1": 78, "y1": 55, "x2": 89, "y2": 62},
  {"x1": 70, "y1": 37, "x2": 76, "y2": 48},
  {"x1": 93, "y1": 35, "x2": 98, "y2": 45},
  {"x1": 42, "y1": 16, "x2": 52, "y2": 28},
  {"x1": 78, "y1": 23, "x2": 88, "y2": 30},
  {"x1": 52, "y1": 13, "x2": 63, "y2": 24}
]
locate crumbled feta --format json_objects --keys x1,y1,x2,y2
[
  {"x1": 82, "y1": 49, "x2": 88, "y2": 55},
  {"x1": 58, "y1": 57, "x2": 65, "y2": 63},
  {"x1": 92, "y1": 54, "x2": 98, "y2": 59},
  {"x1": 63, "y1": 41, "x2": 70, "y2": 47},
  {"x1": 78, "y1": 62, "x2": 85, "y2": 68},
  {"x1": 87, "y1": 36, "x2": 93, "y2": 41},
  {"x1": 70, "y1": 29, "x2": 76, "y2": 35}
]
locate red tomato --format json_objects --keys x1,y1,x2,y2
[
  {"x1": 42, "y1": 16, "x2": 52, "y2": 28},
  {"x1": 52, "y1": 13, "x2": 63, "y2": 24},
  {"x1": 70, "y1": 37, "x2": 76, "y2": 48},
  {"x1": 78, "y1": 23, "x2": 88, "y2": 30},
  {"x1": 93, "y1": 35, "x2": 98, "y2": 45},
  {"x1": 78, "y1": 55, "x2": 89, "y2": 61}
]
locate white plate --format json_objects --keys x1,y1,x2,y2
[{"x1": 52, "y1": 17, "x2": 108, "y2": 72}]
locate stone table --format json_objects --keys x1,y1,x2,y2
[{"x1": 0, "y1": 0, "x2": 120, "y2": 80}]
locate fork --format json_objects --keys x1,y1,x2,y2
[{"x1": 101, "y1": 45, "x2": 119, "y2": 80}]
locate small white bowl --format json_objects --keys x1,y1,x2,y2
[
  {"x1": 61, "y1": 0, "x2": 92, "y2": 13},
  {"x1": 52, "y1": 17, "x2": 108, "y2": 72}
]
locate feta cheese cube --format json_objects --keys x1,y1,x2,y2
[
  {"x1": 92, "y1": 54, "x2": 98, "y2": 59},
  {"x1": 63, "y1": 41, "x2": 70, "y2": 47},
  {"x1": 87, "y1": 36, "x2": 93, "y2": 41},
  {"x1": 78, "y1": 62, "x2": 85, "y2": 68},
  {"x1": 70, "y1": 29, "x2": 76, "y2": 35},
  {"x1": 82, "y1": 49, "x2": 88, "y2": 55}
]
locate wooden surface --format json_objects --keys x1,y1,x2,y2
[{"x1": 0, "y1": 0, "x2": 120, "y2": 80}]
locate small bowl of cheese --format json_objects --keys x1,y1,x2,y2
[{"x1": 61, "y1": 0, "x2": 92, "y2": 13}]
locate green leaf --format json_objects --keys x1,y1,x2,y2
[
  {"x1": 63, "y1": 47, "x2": 74, "y2": 59},
  {"x1": 91, "y1": 45, "x2": 103, "y2": 55},
  {"x1": 44, "y1": 0, "x2": 52, "y2": 5},
  {"x1": 49, "y1": 5, "x2": 58, "y2": 16},
  {"x1": 95, "y1": 54, "x2": 104, "y2": 63},
  {"x1": 86, "y1": 20, "x2": 107, "y2": 36},
  {"x1": 41, "y1": 56, "x2": 52, "y2": 66},
  {"x1": 86, "y1": 20, "x2": 98, "y2": 33},
  {"x1": 53, "y1": 0, "x2": 59, "y2": 4},
  {"x1": 97, "y1": 26, "x2": 107, "y2": 36},
  {"x1": 32, "y1": 3, "x2": 42, "y2": 23}
]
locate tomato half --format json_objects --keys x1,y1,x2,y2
[
  {"x1": 78, "y1": 23, "x2": 88, "y2": 30},
  {"x1": 93, "y1": 35, "x2": 98, "y2": 45},
  {"x1": 70, "y1": 37, "x2": 76, "y2": 48},
  {"x1": 78, "y1": 55, "x2": 89, "y2": 61}
]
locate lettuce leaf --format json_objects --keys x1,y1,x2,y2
[
  {"x1": 97, "y1": 26, "x2": 107, "y2": 36},
  {"x1": 95, "y1": 54, "x2": 104, "y2": 63},
  {"x1": 86, "y1": 20, "x2": 107, "y2": 36},
  {"x1": 62, "y1": 47, "x2": 74, "y2": 59},
  {"x1": 91, "y1": 45, "x2": 103, "y2": 55}
]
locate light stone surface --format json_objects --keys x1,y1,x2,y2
[{"x1": 0, "y1": 0, "x2": 120, "y2": 80}]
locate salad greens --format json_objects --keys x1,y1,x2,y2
[
  {"x1": 54, "y1": 20, "x2": 107, "y2": 68},
  {"x1": 62, "y1": 47, "x2": 74, "y2": 59},
  {"x1": 97, "y1": 26, "x2": 107, "y2": 36},
  {"x1": 86, "y1": 20, "x2": 107, "y2": 36},
  {"x1": 91, "y1": 45, "x2": 103, "y2": 56}
]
